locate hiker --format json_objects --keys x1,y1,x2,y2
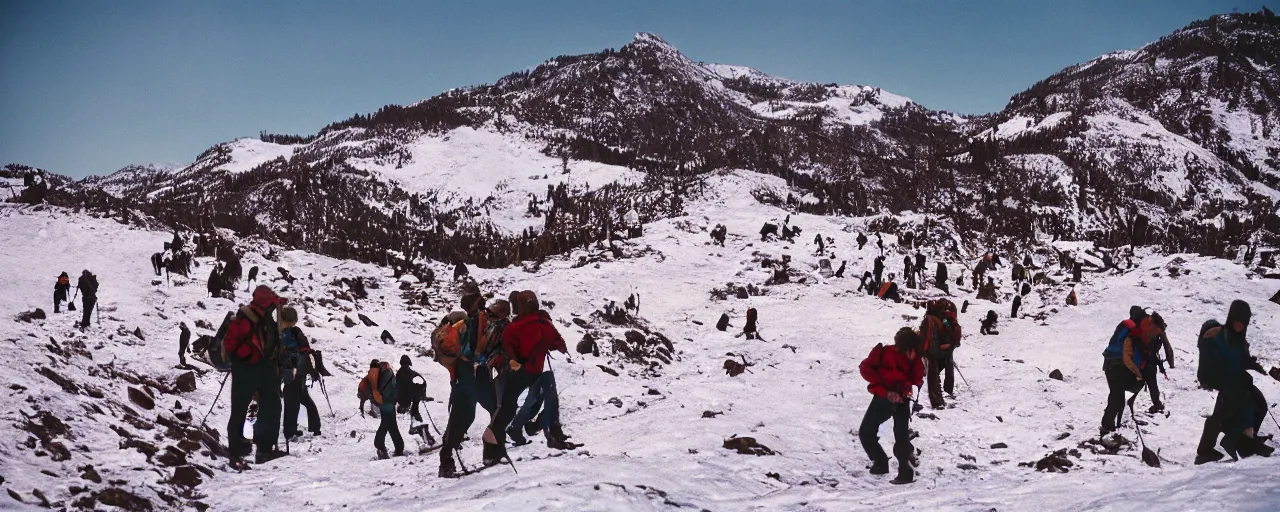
[
  {"x1": 222, "y1": 251, "x2": 243, "y2": 292},
  {"x1": 920, "y1": 299, "x2": 961, "y2": 408},
  {"x1": 835, "y1": 261, "x2": 847, "y2": 278},
  {"x1": 178, "y1": 322, "x2": 191, "y2": 366},
  {"x1": 75, "y1": 270, "x2": 98, "y2": 331},
  {"x1": 222, "y1": 286, "x2": 287, "y2": 467},
  {"x1": 743, "y1": 307, "x2": 759, "y2": 340},
  {"x1": 1100, "y1": 306, "x2": 1148, "y2": 435},
  {"x1": 976, "y1": 277, "x2": 999, "y2": 303},
  {"x1": 903, "y1": 255, "x2": 915, "y2": 289},
  {"x1": 914, "y1": 252, "x2": 927, "y2": 284},
  {"x1": 1073, "y1": 261, "x2": 1083, "y2": 283},
  {"x1": 453, "y1": 261, "x2": 469, "y2": 281},
  {"x1": 980, "y1": 311, "x2": 999, "y2": 335},
  {"x1": 759, "y1": 222, "x2": 778, "y2": 242},
  {"x1": 53, "y1": 272, "x2": 70, "y2": 313},
  {"x1": 877, "y1": 276, "x2": 902, "y2": 303},
  {"x1": 858, "y1": 327, "x2": 925, "y2": 484},
  {"x1": 1066, "y1": 287, "x2": 1078, "y2": 306},
  {"x1": 858, "y1": 271, "x2": 875, "y2": 295},
  {"x1": 1195, "y1": 300, "x2": 1275, "y2": 463},
  {"x1": 395, "y1": 355, "x2": 423, "y2": 422},
  {"x1": 366, "y1": 360, "x2": 403, "y2": 459},
  {"x1": 710, "y1": 224, "x2": 727, "y2": 247},
  {"x1": 483, "y1": 290, "x2": 568, "y2": 467},
  {"x1": 497, "y1": 298, "x2": 576, "y2": 450},
  {"x1": 280, "y1": 307, "x2": 321, "y2": 440},
  {"x1": 873, "y1": 256, "x2": 885, "y2": 285},
  {"x1": 876, "y1": 233, "x2": 884, "y2": 255},
  {"x1": 1011, "y1": 295, "x2": 1022, "y2": 319},
  {"x1": 438, "y1": 293, "x2": 497, "y2": 477},
  {"x1": 935, "y1": 263, "x2": 949, "y2": 295},
  {"x1": 857, "y1": 232, "x2": 867, "y2": 250},
  {"x1": 1140, "y1": 313, "x2": 1174, "y2": 414},
  {"x1": 208, "y1": 263, "x2": 223, "y2": 298}
]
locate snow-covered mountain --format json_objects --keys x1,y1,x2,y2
[{"x1": 12, "y1": 10, "x2": 1280, "y2": 267}]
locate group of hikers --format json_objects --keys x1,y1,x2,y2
[
  {"x1": 208, "y1": 283, "x2": 580, "y2": 476},
  {"x1": 51, "y1": 269, "x2": 98, "y2": 332}
]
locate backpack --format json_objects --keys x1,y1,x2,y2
[
  {"x1": 206, "y1": 312, "x2": 235, "y2": 372},
  {"x1": 221, "y1": 305, "x2": 279, "y2": 366},
  {"x1": 921, "y1": 299, "x2": 960, "y2": 355},
  {"x1": 1102, "y1": 319, "x2": 1136, "y2": 360},
  {"x1": 431, "y1": 313, "x2": 467, "y2": 370},
  {"x1": 377, "y1": 368, "x2": 398, "y2": 408},
  {"x1": 1196, "y1": 320, "x2": 1227, "y2": 391},
  {"x1": 279, "y1": 328, "x2": 312, "y2": 385},
  {"x1": 81, "y1": 274, "x2": 99, "y2": 296}
]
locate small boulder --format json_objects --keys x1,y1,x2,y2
[
  {"x1": 576, "y1": 333, "x2": 598, "y2": 355},
  {"x1": 127, "y1": 387, "x2": 155, "y2": 410},
  {"x1": 990, "y1": 442, "x2": 1008, "y2": 449},
  {"x1": 79, "y1": 465, "x2": 102, "y2": 483},
  {"x1": 15, "y1": 308, "x2": 47, "y2": 323},
  {"x1": 132, "y1": 327, "x2": 145, "y2": 341},
  {"x1": 597, "y1": 365, "x2": 619, "y2": 377},
  {"x1": 1049, "y1": 369, "x2": 1064, "y2": 381},
  {"x1": 723, "y1": 436, "x2": 776, "y2": 456},
  {"x1": 343, "y1": 316, "x2": 356, "y2": 328},
  {"x1": 175, "y1": 372, "x2": 197, "y2": 393},
  {"x1": 195, "y1": 319, "x2": 213, "y2": 330},
  {"x1": 170, "y1": 465, "x2": 203, "y2": 487},
  {"x1": 358, "y1": 314, "x2": 378, "y2": 327},
  {"x1": 380, "y1": 330, "x2": 395, "y2": 344}
]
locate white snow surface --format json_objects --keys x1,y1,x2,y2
[
  {"x1": 217, "y1": 138, "x2": 298, "y2": 174},
  {"x1": 2, "y1": 175, "x2": 1279, "y2": 510}
]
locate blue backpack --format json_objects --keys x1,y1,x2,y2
[
  {"x1": 1102, "y1": 319, "x2": 1136, "y2": 359},
  {"x1": 377, "y1": 369, "x2": 398, "y2": 412},
  {"x1": 1196, "y1": 320, "x2": 1239, "y2": 391}
]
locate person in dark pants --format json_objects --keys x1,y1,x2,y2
[
  {"x1": 483, "y1": 290, "x2": 566, "y2": 467},
  {"x1": 395, "y1": 355, "x2": 423, "y2": 422},
  {"x1": 1195, "y1": 301, "x2": 1274, "y2": 463},
  {"x1": 1140, "y1": 318, "x2": 1174, "y2": 414},
  {"x1": 279, "y1": 307, "x2": 321, "y2": 438},
  {"x1": 368, "y1": 360, "x2": 403, "y2": 459},
  {"x1": 54, "y1": 272, "x2": 70, "y2": 313},
  {"x1": 223, "y1": 286, "x2": 286, "y2": 467},
  {"x1": 178, "y1": 322, "x2": 191, "y2": 366},
  {"x1": 439, "y1": 294, "x2": 497, "y2": 477},
  {"x1": 858, "y1": 327, "x2": 925, "y2": 484},
  {"x1": 1100, "y1": 307, "x2": 1145, "y2": 434},
  {"x1": 75, "y1": 270, "x2": 98, "y2": 331}
]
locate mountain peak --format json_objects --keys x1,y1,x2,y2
[{"x1": 632, "y1": 32, "x2": 669, "y2": 45}]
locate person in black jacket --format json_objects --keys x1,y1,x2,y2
[
  {"x1": 75, "y1": 270, "x2": 98, "y2": 331},
  {"x1": 207, "y1": 263, "x2": 223, "y2": 298},
  {"x1": 178, "y1": 322, "x2": 191, "y2": 366},
  {"x1": 54, "y1": 272, "x2": 71, "y2": 313},
  {"x1": 395, "y1": 355, "x2": 423, "y2": 422},
  {"x1": 873, "y1": 256, "x2": 885, "y2": 286},
  {"x1": 1195, "y1": 301, "x2": 1274, "y2": 463}
]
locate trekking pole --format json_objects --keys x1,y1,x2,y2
[
  {"x1": 423, "y1": 406, "x2": 443, "y2": 436},
  {"x1": 952, "y1": 360, "x2": 970, "y2": 389},
  {"x1": 317, "y1": 377, "x2": 334, "y2": 417},
  {"x1": 200, "y1": 372, "x2": 232, "y2": 427}
]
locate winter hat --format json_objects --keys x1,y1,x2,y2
[
  {"x1": 251, "y1": 285, "x2": 284, "y2": 310},
  {"x1": 369, "y1": 359, "x2": 380, "y2": 369},
  {"x1": 1227, "y1": 300, "x2": 1252, "y2": 328},
  {"x1": 894, "y1": 327, "x2": 922, "y2": 352},
  {"x1": 400, "y1": 355, "x2": 411, "y2": 367}
]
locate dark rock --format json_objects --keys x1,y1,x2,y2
[
  {"x1": 15, "y1": 308, "x2": 47, "y2": 322},
  {"x1": 723, "y1": 359, "x2": 747, "y2": 377},
  {"x1": 358, "y1": 314, "x2": 378, "y2": 327},
  {"x1": 175, "y1": 372, "x2": 197, "y2": 393},
  {"x1": 69, "y1": 486, "x2": 87, "y2": 495},
  {"x1": 1049, "y1": 369, "x2": 1064, "y2": 381},
  {"x1": 606, "y1": 397, "x2": 623, "y2": 408},
  {"x1": 194, "y1": 319, "x2": 213, "y2": 330},
  {"x1": 380, "y1": 330, "x2": 395, "y2": 344},
  {"x1": 399, "y1": 281, "x2": 411, "y2": 290},
  {"x1": 127, "y1": 387, "x2": 155, "y2": 410},
  {"x1": 169, "y1": 465, "x2": 203, "y2": 487},
  {"x1": 36, "y1": 366, "x2": 79, "y2": 393},
  {"x1": 572, "y1": 317, "x2": 588, "y2": 328},
  {"x1": 31, "y1": 488, "x2": 50, "y2": 507},
  {"x1": 957, "y1": 463, "x2": 980, "y2": 470},
  {"x1": 1056, "y1": 432, "x2": 1071, "y2": 441},
  {"x1": 597, "y1": 365, "x2": 619, "y2": 377},
  {"x1": 723, "y1": 436, "x2": 776, "y2": 456},
  {"x1": 175, "y1": 410, "x2": 193, "y2": 423},
  {"x1": 916, "y1": 412, "x2": 939, "y2": 420},
  {"x1": 122, "y1": 439, "x2": 159, "y2": 462},
  {"x1": 701, "y1": 410, "x2": 723, "y2": 418},
  {"x1": 47, "y1": 441, "x2": 71, "y2": 461},
  {"x1": 647, "y1": 388, "x2": 661, "y2": 395},
  {"x1": 1269, "y1": 367, "x2": 1280, "y2": 383},
  {"x1": 133, "y1": 327, "x2": 145, "y2": 341},
  {"x1": 7, "y1": 489, "x2": 24, "y2": 504},
  {"x1": 79, "y1": 463, "x2": 101, "y2": 483},
  {"x1": 156, "y1": 446, "x2": 187, "y2": 467},
  {"x1": 95, "y1": 487, "x2": 154, "y2": 511},
  {"x1": 576, "y1": 333, "x2": 598, "y2": 355},
  {"x1": 21, "y1": 410, "x2": 71, "y2": 443},
  {"x1": 343, "y1": 316, "x2": 356, "y2": 328},
  {"x1": 990, "y1": 442, "x2": 1008, "y2": 449}
]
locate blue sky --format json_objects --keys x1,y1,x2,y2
[{"x1": 0, "y1": 0, "x2": 1266, "y2": 178}]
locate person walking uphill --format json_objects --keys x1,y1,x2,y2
[
  {"x1": 437, "y1": 293, "x2": 496, "y2": 478},
  {"x1": 53, "y1": 272, "x2": 70, "y2": 313},
  {"x1": 859, "y1": 327, "x2": 926, "y2": 485},
  {"x1": 366, "y1": 360, "x2": 403, "y2": 459},
  {"x1": 483, "y1": 290, "x2": 567, "y2": 468},
  {"x1": 919, "y1": 299, "x2": 961, "y2": 408},
  {"x1": 1099, "y1": 306, "x2": 1148, "y2": 435},
  {"x1": 279, "y1": 307, "x2": 321, "y2": 440},
  {"x1": 1140, "y1": 314, "x2": 1175, "y2": 414},
  {"x1": 75, "y1": 270, "x2": 98, "y2": 331},
  {"x1": 222, "y1": 285, "x2": 288, "y2": 469},
  {"x1": 1195, "y1": 300, "x2": 1275, "y2": 463}
]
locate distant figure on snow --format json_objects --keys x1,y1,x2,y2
[{"x1": 53, "y1": 272, "x2": 71, "y2": 314}]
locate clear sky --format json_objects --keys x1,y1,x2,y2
[{"x1": 1, "y1": 0, "x2": 1267, "y2": 178}]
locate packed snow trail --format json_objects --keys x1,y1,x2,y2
[{"x1": 1, "y1": 172, "x2": 1278, "y2": 511}]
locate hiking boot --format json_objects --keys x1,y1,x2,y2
[
  {"x1": 254, "y1": 449, "x2": 288, "y2": 464},
  {"x1": 890, "y1": 471, "x2": 914, "y2": 485},
  {"x1": 869, "y1": 459, "x2": 889, "y2": 475},
  {"x1": 1147, "y1": 404, "x2": 1164, "y2": 414},
  {"x1": 482, "y1": 442, "x2": 507, "y2": 468},
  {"x1": 309, "y1": 430, "x2": 322, "y2": 437},
  {"x1": 1220, "y1": 438, "x2": 1240, "y2": 461},
  {"x1": 393, "y1": 449, "x2": 406, "y2": 457},
  {"x1": 1238, "y1": 437, "x2": 1274, "y2": 458},
  {"x1": 507, "y1": 426, "x2": 530, "y2": 446},
  {"x1": 1099, "y1": 423, "x2": 1116, "y2": 436},
  {"x1": 438, "y1": 454, "x2": 458, "y2": 478},
  {"x1": 1194, "y1": 449, "x2": 1225, "y2": 465},
  {"x1": 546, "y1": 428, "x2": 579, "y2": 450},
  {"x1": 524, "y1": 421, "x2": 541, "y2": 437},
  {"x1": 377, "y1": 449, "x2": 390, "y2": 460}
]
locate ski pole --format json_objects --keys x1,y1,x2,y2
[
  {"x1": 317, "y1": 377, "x2": 334, "y2": 417},
  {"x1": 952, "y1": 359, "x2": 970, "y2": 389},
  {"x1": 201, "y1": 371, "x2": 232, "y2": 427},
  {"x1": 424, "y1": 406, "x2": 443, "y2": 436}
]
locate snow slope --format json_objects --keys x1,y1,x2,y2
[{"x1": 2, "y1": 172, "x2": 1279, "y2": 510}]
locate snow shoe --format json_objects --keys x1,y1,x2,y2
[
  {"x1": 254, "y1": 448, "x2": 288, "y2": 464},
  {"x1": 869, "y1": 459, "x2": 889, "y2": 475},
  {"x1": 438, "y1": 454, "x2": 459, "y2": 478},
  {"x1": 890, "y1": 473, "x2": 914, "y2": 485},
  {"x1": 1194, "y1": 449, "x2": 1225, "y2": 465},
  {"x1": 507, "y1": 426, "x2": 530, "y2": 447},
  {"x1": 546, "y1": 430, "x2": 580, "y2": 450},
  {"x1": 1147, "y1": 404, "x2": 1164, "y2": 414},
  {"x1": 377, "y1": 449, "x2": 390, "y2": 460},
  {"x1": 549, "y1": 423, "x2": 573, "y2": 441}
]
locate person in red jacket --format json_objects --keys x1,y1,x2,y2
[
  {"x1": 859, "y1": 327, "x2": 926, "y2": 484},
  {"x1": 481, "y1": 290, "x2": 565, "y2": 467}
]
